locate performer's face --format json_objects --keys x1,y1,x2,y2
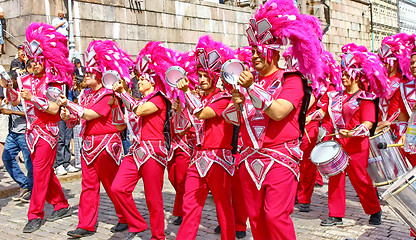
[
  {"x1": 341, "y1": 71, "x2": 355, "y2": 88},
  {"x1": 198, "y1": 71, "x2": 214, "y2": 92},
  {"x1": 384, "y1": 61, "x2": 398, "y2": 75},
  {"x1": 138, "y1": 76, "x2": 154, "y2": 93},
  {"x1": 84, "y1": 73, "x2": 99, "y2": 87},
  {"x1": 251, "y1": 47, "x2": 278, "y2": 74},
  {"x1": 33, "y1": 62, "x2": 45, "y2": 76},
  {"x1": 411, "y1": 55, "x2": 416, "y2": 79}
]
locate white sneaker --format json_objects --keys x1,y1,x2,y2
[
  {"x1": 66, "y1": 165, "x2": 80, "y2": 173},
  {"x1": 55, "y1": 165, "x2": 67, "y2": 176}
]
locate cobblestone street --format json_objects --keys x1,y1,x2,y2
[{"x1": 0, "y1": 170, "x2": 412, "y2": 240}]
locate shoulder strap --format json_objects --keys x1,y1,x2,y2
[
  {"x1": 284, "y1": 71, "x2": 311, "y2": 141},
  {"x1": 162, "y1": 95, "x2": 172, "y2": 152}
]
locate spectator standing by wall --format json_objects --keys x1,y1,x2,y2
[
  {"x1": 0, "y1": 7, "x2": 6, "y2": 55},
  {"x1": 10, "y1": 47, "x2": 26, "y2": 74},
  {"x1": 55, "y1": 84, "x2": 79, "y2": 175},
  {"x1": 52, "y1": 10, "x2": 68, "y2": 38},
  {"x1": 0, "y1": 71, "x2": 33, "y2": 203}
]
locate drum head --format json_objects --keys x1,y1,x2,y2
[
  {"x1": 102, "y1": 70, "x2": 120, "y2": 90},
  {"x1": 221, "y1": 59, "x2": 245, "y2": 85},
  {"x1": 310, "y1": 140, "x2": 341, "y2": 164},
  {"x1": 46, "y1": 86, "x2": 63, "y2": 103},
  {"x1": 165, "y1": 66, "x2": 186, "y2": 88}
]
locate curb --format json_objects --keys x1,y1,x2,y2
[{"x1": 0, "y1": 171, "x2": 82, "y2": 199}]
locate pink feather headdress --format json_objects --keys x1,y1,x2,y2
[
  {"x1": 83, "y1": 40, "x2": 134, "y2": 85},
  {"x1": 341, "y1": 50, "x2": 390, "y2": 97},
  {"x1": 134, "y1": 42, "x2": 178, "y2": 98},
  {"x1": 25, "y1": 22, "x2": 73, "y2": 87},
  {"x1": 378, "y1": 33, "x2": 416, "y2": 79},
  {"x1": 320, "y1": 50, "x2": 343, "y2": 92},
  {"x1": 247, "y1": 0, "x2": 323, "y2": 81},
  {"x1": 341, "y1": 43, "x2": 368, "y2": 53},
  {"x1": 195, "y1": 35, "x2": 236, "y2": 84}
]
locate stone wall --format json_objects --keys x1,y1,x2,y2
[
  {"x1": 299, "y1": 0, "x2": 372, "y2": 56},
  {"x1": 0, "y1": 0, "x2": 254, "y2": 66},
  {"x1": 0, "y1": 0, "x2": 404, "y2": 67}
]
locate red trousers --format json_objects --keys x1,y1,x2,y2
[
  {"x1": 112, "y1": 156, "x2": 165, "y2": 239},
  {"x1": 315, "y1": 170, "x2": 323, "y2": 185},
  {"x1": 28, "y1": 138, "x2": 69, "y2": 220},
  {"x1": 77, "y1": 148, "x2": 126, "y2": 231},
  {"x1": 240, "y1": 162, "x2": 297, "y2": 240},
  {"x1": 297, "y1": 125, "x2": 319, "y2": 204},
  {"x1": 177, "y1": 163, "x2": 235, "y2": 240},
  {"x1": 328, "y1": 149, "x2": 381, "y2": 217},
  {"x1": 167, "y1": 149, "x2": 190, "y2": 217},
  {"x1": 232, "y1": 167, "x2": 248, "y2": 231}
]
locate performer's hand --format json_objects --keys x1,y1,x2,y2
[
  {"x1": 339, "y1": 129, "x2": 352, "y2": 138},
  {"x1": 239, "y1": 66, "x2": 254, "y2": 88},
  {"x1": 398, "y1": 134, "x2": 406, "y2": 145},
  {"x1": 108, "y1": 96, "x2": 118, "y2": 106},
  {"x1": 177, "y1": 77, "x2": 190, "y2": 93},
  {"x1": 0, "y1": 108, "x2": 11, "y2": 115},
  {"x1": 60, "y1": 107, "x2": 70, "y2": 120},
  {"x1": 57, "y1": 94, "x2": 68, "y2": 106},
  {"x1": 113, "y1": 81, "x2": 125, "y2": 93},
  {"x1": 172, "y1": 97, "x2": 182, "y2": 113},
  {"x1": 20, "y1": 89, "x2": 33, "y2": 101},
  {"x1": 231, "y1": 88, "x2": 245, "y2": 110},
  {"x1": 0, "y1": 78, "x2": 10, "y2": 89},
  {"x1": 305, "y1": 116, "x2": 312, "y2": 125}
]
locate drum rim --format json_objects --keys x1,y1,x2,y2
[
  {"x1": 220, "y1": 59, "x2": 245, "y2": 85},
  {"x1": 46, "y1": 86, "x2": 63, "y2": 102},
  {"x1": 381, "y1": 167, "x2": 416, "y2": 200},
  {"x1": 165, "y1": 66, "x2": 186, "y2": 88},
  {"x1": 310, "y1": 140, "x2": 343, "y2": 164},
  {"x1": 102, "y1": 70, "x2": 120, "y2": 90}
]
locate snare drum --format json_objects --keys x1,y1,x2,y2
[
  {"x1": 382, "y1": 167, "x2": 416, "y2": 231},
  {"x1": 310, "y1": 140, "x2": 349, "y2": 176},
  {"x1": 368, "y1": 127, "x2": 411, "y2": 186}
]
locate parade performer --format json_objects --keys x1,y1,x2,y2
[
  {"x1": 167, "y1": 50, "x2": 199, "y2": 226},
  {"x1": 225, "y1": 0, "x2": 323, "y2": 238},
  {"x1": 320, "y1": 48, "x2": 389, "y2": 226},
  {"x1": 378, "y1": 33, "x2": 415, "y2": 129},
  {"x1": 292, "y1": 49, "x2": 343, "y2": 213},
  {"x1": 175, "y1": 35, "x2": 236, "y2": 240},
  {"x1": 111, "y1": 42, "x2": 173, "y2": 240},
  {"x1": 4, "y1": 22, "x2": 73, "y2": 233},
  {"x1": 59, "y1": 40, "x2": 132, "y2": 238}
]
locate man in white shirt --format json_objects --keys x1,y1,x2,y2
[{"x1": 52, "y1": 10, "x2": 68, "y2": 38}]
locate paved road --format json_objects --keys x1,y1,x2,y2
[{"x1": 0, "y1": 171, "x2": 412, "y2": 240}]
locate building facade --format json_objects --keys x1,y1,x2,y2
[{"x1": 399, "y1": 0, "x2": 416, "y2": 34}]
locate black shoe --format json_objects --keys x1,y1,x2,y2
[
  {"x1": 369, "y1": 210, "x2": 382, "y2": 225},
  {"x1": 299, "y1": 203, "x2": 310, "y2": 212},
  {"x1": 47, "y1": 206, "x2": 72, "y2": 221},
  {"x1": 111, "y1": 222, "x2": 128, "y2": 233},
  {"x1": 12, "y1": 188, "x2": 30, "y2": 201},
  {"x1": 320, "y1": 217, "x2": 343, "y2": 226},
  {"x1": 23, "y1": 218, "x2": 42, "y2": 233},
  {"x1": 67, "y1": 228, "x2": 95, "y2": 238},
  {"x1": 122, "y1": 231, "x2": 139, "y2": 240},
  {"x1": 172, "y1": 216, "x2": 183, "y2": 225},
  {"x1": 214, "y1": 225, "x2": 221, "y2": 234},
  {"x1": 236, "y1": 231, "x2": 246, "y2": 239},
  {"x1": 20, "y1": 191, "x2": 31, "y2": 203},
  {"x1": 314, "y1": 182, "x2": 324, "y2": 188}
]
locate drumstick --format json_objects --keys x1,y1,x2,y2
[
  {"x1": 377, "y1": 142, "x2": 404, "y2": 149},
  {"x1": 304, "y1": 129, "x2": 311, "y2": 143},
  {"x1": 325, "y1": 129, "x2": 358, "y2": 137}
]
